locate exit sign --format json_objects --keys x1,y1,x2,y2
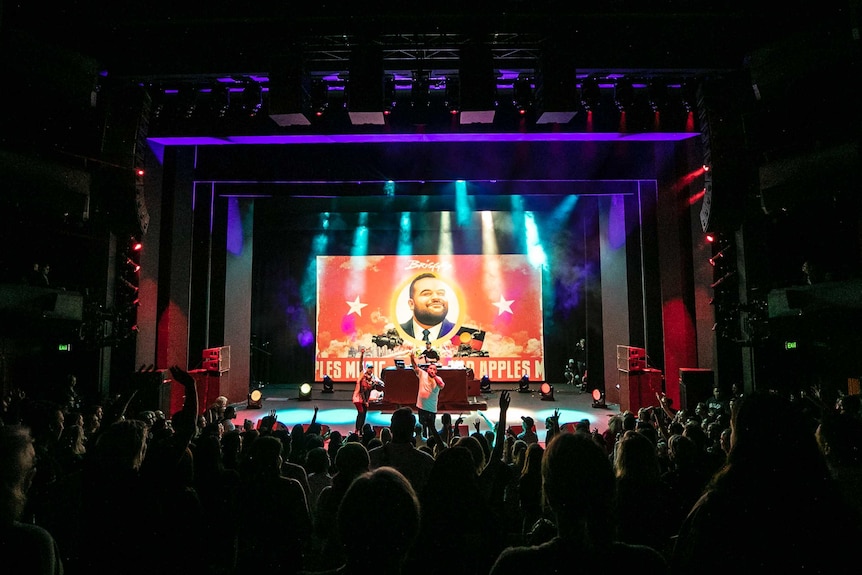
[
  {"x1": 785, "y1": 341, "x2": 798, "y2": 350},
  {"x1": 57, "y1": 344, "x2": 72, "y2": 352}
]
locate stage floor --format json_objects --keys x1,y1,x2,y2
[{"x1": 232, "y1": 381, "x2": 618, "y2": 443}]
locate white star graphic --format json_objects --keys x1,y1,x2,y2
[
  {"x1": 492, "y1": 295, "x2": 515, "y2": 316},
  {"x1": 346, "y1": 296, "x2": 368, "y2": 316}
]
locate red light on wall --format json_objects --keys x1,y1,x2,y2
[
  {"x1": 126, "y1": 258, "x2": 141, "y2": 273},
  {"x1": 705, "y1": 233, "x2": 716, "y2": 243}
]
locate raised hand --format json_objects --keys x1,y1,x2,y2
[
  {"x1": 473, "y1": 419, "x2": 479, "y2": 432},
  {"x1": 169, "y1": 365, "x2": 196, "y2": 388},
  {"x1": 499, "y1": 390, "x2": 511, "y2": 412}
]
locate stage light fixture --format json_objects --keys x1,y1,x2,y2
[
  {"x1": 518, "y1": 375, "x2": 531, "y2": 393},
  {"x1": 209, "y1": 84, "x2": 231, "y2": 118},
  {"x1": 540, "y1": 382, "x2": 555, "y2": 401},
  {"x1": 176, "y1": 85, "x2": 198, "y2": 120},
  {"x1": 120, "y1": 278, "x2": 139, "y2": 293},
  {"x1": 310, "y1": 79, "x2": 329, "y2": 118},
  {"x1": 412, "y1": 71, "x2": 431, "y2": 108},
  {"x1": 235, "y1": 81, "x2": 263, "y2": 117},
  {"x1": 247, "y1": 387, "x2": 264, "y2": 409},
  {"x1": 298, "y1": 382, "x2": 313, "y2": 401},
  {"x1": 709, "y1": 245, "x2": 730, "y2": 267},
  {"x1": 384, "y1": 76, "x2": 397, "y2": 115},
  {"x1": 444, "y1": 75, "x2": 460, "y2": 114},
  {"x1": 647, "y1": 80, "x2": 668, "y2": 113},
  {"x1": 681, "y1": 79, "x2": 698, "y2": 112},
  {"x1": 322, "y1": 375, "x2": 335, "y2": 394},
  {"x1": 614, "y1": 77, "x2": 634, "y2": 111},
  {"x1": 591, "y1": 388, "x2": 607, "y2": 409},
  {"x1": 512, "y1": 78, "x2": 533, "y2": 115},
  {"x1": 480, "y1": 375, "x2": 491, "y2": 393},
  {"x1": 580, "y1": 76, "x2": 601, "y2": 112}
]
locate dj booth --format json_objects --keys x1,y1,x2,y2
[{"x1": 376, "y1": 366, "x2": 487, "y2": 412}]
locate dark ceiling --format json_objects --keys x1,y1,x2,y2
[
  {"x1": 1, "y1": 2, "x2": 858, "y2": 222},
  {"x1": 2, "y1": 3, "x2": 850, "y2": 80}
]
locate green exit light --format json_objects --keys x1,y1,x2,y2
[
  {"x1": 57, "y1": 343, "x2": 72, "y2": 352},
  {"x1": 785, "y1": 341, "x2": 798, "y2": 350}
]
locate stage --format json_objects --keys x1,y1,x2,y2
[{"x1": 232, "y1": 380, "x2": 618, "y2": 443}]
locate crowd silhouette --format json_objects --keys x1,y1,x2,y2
[{"x1": 2, "y1": 366, "x2": 862, "y2": 575}]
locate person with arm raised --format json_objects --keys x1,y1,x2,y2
[
  {"x1": 353, "y1": 349, "x2": 384, "y2": 434},
  {"x1": 409, "y1": 350, "x2": 444, "y2": 439}
]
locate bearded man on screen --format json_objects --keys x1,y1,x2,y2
[{"x1": 399, "y1": 272, "x2": 457, "y2": 343}]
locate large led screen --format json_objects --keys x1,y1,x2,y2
[{"x1": 315, "y1": 254, "x2": 544, "y2": 382}]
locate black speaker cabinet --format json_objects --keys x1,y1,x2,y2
[{"x1": 679, "y1": 368, "x2": 714, "y2": 412}]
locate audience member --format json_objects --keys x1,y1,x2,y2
[
  {"x1": 25, "y1": 261, "x2": 43, "y2": 286},
  {"x1": 543, "y1": 409, "x2": 561, "y2": 446},
  {"x1": 192, "y1": 433, "x2": 241, "y2": 575},
  {"x1": 706, "y1": 385, "x2": 730, "y2": 422},
  {"x1": 453, "y1": 434, "x2": 487, "y2": 475},
  {"x1": 503, "y1": 438, "x2": 529, "y2": 541},
  {"x1": 140, "y1": 366, "x2": 205, "y2": 575},
  {"x1": 518, "y1": 442, "x2": 546, "y2": 540},
  {"x1": 80, "y1": 418, "x2": 161, "y2": 575},
  {"x1": 221, "y1": 428, "x2": 243, "y2": 472},
  {"x1": 661, "y1": 433, "x2": 710, "y2": 541},
  {"x1": 303, "y1": 467, "x2": 420, "y2": 575},
  {"x1": 489, "y1": 432, "x2": 668, "y2": 575},
  {"x1": 236, "y1": 435, "x2": 311, "y2": 575},
  {"x1": 58, "y1": 374, "x2": 82, "y2": 415},
  {"x1": 305, "y1": 446, "x2": 332, "y2": 514},
  {"x1": 220, "y1": 405, "x2": 238, "y2": 432},
  {"x1": 53, "y1": 423, "x2": 87, "y2": 475},
  {"x1": 405, "y1": 445, "x2": 504, "y2": 575},
  {"x1": 0, "y1": 424, "x2": 64, "y2": 575},
  {"x1": 368, "y1": 406, "x2": 435, "y2": 494},
  {"x1": 815, "y1": 409, "x2": 862, "y2": 518},
  {"x1": 326, "y1": 430, "x2": 344, "y2": 473},
  {"x1": 204, "y1": 395, "x2": 228, "y2": 425},
  {"x1": 312, "y1": 442, "x2": 370, "y2": 571},
  {"x1": 368, "y1": 437, "x2": 384, "y2": 450},
  {"x1": 670, "y1": 390, "x2": 862, "y2": 574},
  {"x1": 614, "y1": 429, "x2": 675, "y2": 556},
  {"x1": 511, "y1": 415, "x2": 538, "y2": 445},
  {"x1": 478, "y1": 391, "x2": 515, "y2": 529},
  {"x1": 379, "y1": 425, "x2": 392, "y2": 444}
]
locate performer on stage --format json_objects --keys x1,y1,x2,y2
[
  {"x1": 353, "y1": 349, "x2": 384, "y2": 434},
  {"x1": 418, "y1": 341, "x2": 440, "y2": 364},
  {"x1": 409, "y1": 350, "x2": 445, "y2": 438}
]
